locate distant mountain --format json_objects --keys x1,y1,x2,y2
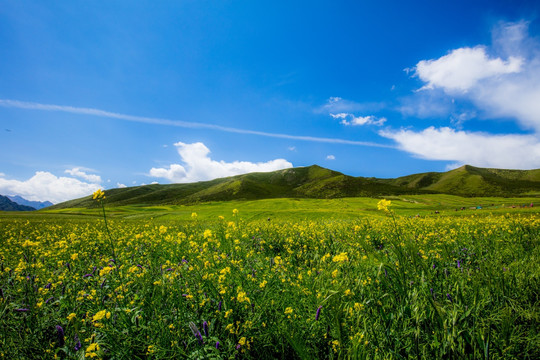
[
  {"x1": 0, "y1": 195, "x2": 36, "y2": 211},
  {"x1": 49, "y1": 164, "x2": 540, "y2": 209},
  {"x1": 7, "y1": 195, "x2": 53, "y2": 209}
]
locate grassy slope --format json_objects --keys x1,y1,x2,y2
[
  {"x1": 381, "y1": 165, "x2": 540, "y2": 196},
  {"x1": 24, "y1": 194, "x2": 538, "y2": 223},
  {"x1": 47, "y1": 164, "x2": 540, "y2": 211},
  {"x1": 49, "y1": 165, "x2": 424, "y2": 210}
]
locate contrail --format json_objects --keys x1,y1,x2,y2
[{"x1": 0, "y1": 99, "x2": 393, "y2": 148}]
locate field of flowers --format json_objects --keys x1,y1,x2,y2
[{"x1": 1, "y1": 197, "x2": 539, "y2": 359}]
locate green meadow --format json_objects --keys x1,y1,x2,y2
[{"x1": 1, "y1": 195, "x2": 539, "y2": 359}]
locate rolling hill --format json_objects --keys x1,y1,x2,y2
[
  {"x1": 49, "y1": 164, "x2": 540, "y2": 209},
  {"x1": 380, "y1": 165, "x2": 540, "y2": 197}
]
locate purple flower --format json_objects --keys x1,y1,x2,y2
[
  {"x1": 236, "y1": 344, "x2": 241, "y2": 350},
  {"x1": 189, "y1": 322, "x2": 203, "y2": 345},
  {"x1": 446, "y1": 293, "x2": 452, "y2": 302},
  {"x1": 218, "y1": 301, "x2": 222, "y2": 311},
  {"x1": 74, "y1": 335, "x2": 82, "y2": 351},
  {"x1": 56, "y1": 325, "x2": 65, "y2": 345},
  {"x1": 136, "y1": 264, "x2": 143, "y2": 269},
  {"x1": 315, "y1": 306, "x2": 322, "y2": 321},
  {"x1": 83, "y1": 273, "x2": 93, "y2": 278},
  {"x1": 457, "y1": 260, "x2": 461, "y2": 269},
  {"x1": 215, "y1": 341, "x2": 220, "y2": 349},
  {"x1": 45, "y1": 297, "x2": 54, "y2": 304},
  {"x1": 14, "y1": 308, "x2": 30, "y2": 312},
  {"x1": 203, "y1": 321, "x2": 209, "y2": 337}
]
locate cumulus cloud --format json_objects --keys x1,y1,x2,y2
[
  {"x1": 415, "y1": 46, "x2": 522, "y2": 92},
  {"x1": 117, "y1": 183, "x2": 127, "y2": 188},
  {"x1": 0, "y1": 171, "x2": 101, "y2": 204},
  {"x1": 65, "y1": 167, "x2": 101, "y2": 183},
  {"x1": 411, "y1": 20, "x2": 540, "y2": 132},
  {"x1": 149, "y1": 142, "x2": 293, "y2": 183},
  {"x1": 326, "y1": 155, "x2": 336, "y2": 160},
  {"x1": 379, "y1": 127, "x2": 540, "y2": 169}
]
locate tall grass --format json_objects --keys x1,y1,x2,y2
[{"x1": 0, "y1": 204, "x2": 539, "y2": 358}]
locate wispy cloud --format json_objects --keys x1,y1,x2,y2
[
  {"x1": 331, "y1": 113, "x2": 386, "y2": 126},
  {"x1": 0, "y1": 99, "x2": 392, "y2": 148}
]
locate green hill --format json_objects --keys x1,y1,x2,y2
[
  {"x1": 381, "y1": 165, "x2": 540, "y2": 197},
  {"x1": 49, "y1": 165, "x2": 423, "y2": 209},
  {"x1": 49, "y1": 164, "x2": 540, "y2": 209}
]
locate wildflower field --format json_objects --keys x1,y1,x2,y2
[{"x1": 0, "y1": 196, "x2": 539, "y2": 359}]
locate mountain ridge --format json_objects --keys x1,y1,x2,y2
[
  {"x1": 7, "y1": 195, "x2": 53, "y2": 209},
  {"x1": 48, "y1": 164, "x2": 540, "y2": 209},
  {"x1": 0, "y1": 195, "x2": 36, "y2": 211}
]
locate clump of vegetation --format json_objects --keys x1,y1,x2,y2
[{"x1": 1, "y1": 193, "x2": 539, "y2": 359}]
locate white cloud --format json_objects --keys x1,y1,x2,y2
[
  {"x1": 411, "y1": 21, "x2": 540, "y2": 132},
  {"x1": 65, "y1": 167, "x2": 101, "y2": 183},
  {"x1": 331, "y1": 113, "x2": 386, "y2": 126},
  {"x1": 288, "y1": 146, "x2": 296, "y2": 151},
  {"x1": 149, "y1": 142, "x2": 293, "y2": 183},
  {"x1": 117, "y1": 183, "x2": 127, "y2": 188},
  {"x1": 380, "y1": 127, "x2": 540, "y2": 169},
  {"x1": 415, "y1": 46, "x2": 522, "y2": 92},
  {"x1": 326, "y1": 155, "x2": 336, "y2": 160},
  {"x1": 0, "y1": 171, "x2": 101, "y2": 204}
]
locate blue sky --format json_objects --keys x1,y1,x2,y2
[{"x1": 1, "y1": 0, "x2": 540, "y2": 203}]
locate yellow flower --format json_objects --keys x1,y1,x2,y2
[
  {"x1": 284, "y1": 307, "x2": 293, "y2": 314},
  {"x1": 92, "y1": 189, "x2": 105, "y2": 200},
  {"x1": 67, "y1": 313, "x2": 76, "y2": 322},
  {"x1": 232, "y1": 208, "x2": 239, "y2": 216},
  {"x1": 237, "y1": 291, "x2": 250, "y2": 303},
  {"x1": 191, "y1": 212, "x2": 198, "y2": 219},
  {"x1": 238, "y1": 337, "x2": 247, "y2": 346},
  {"x1": 71, "y1": 253, "x2": 78, "y2": 261},
  {"x1": 92, "y1": 310, "x2": 107, "y2": 322},
  {"x1": 377, "y1": 199, "x2": 391, "y2": 212},
  {"x1": 332, "y1": 252, "x2": 349, "y2": 262}
]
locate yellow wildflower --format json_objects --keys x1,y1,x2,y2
[
  {"x1": 92, "y1": 310, "x2": 107, "y2": 322},
  {"x1": 377, "y1": 199, "x2": 391, "y2": 212},
  {"x1": 332, "y1": 252, "x2": 349, "y2": 262},
  {"x1": 92, "y1": 189, "x2": 105, "y2": 200}
]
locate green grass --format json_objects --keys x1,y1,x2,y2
[
  {"x1": 1, "y1": 196, "x2": 539, "y2": 359},
  {"x1": 32, "y1": 195, "x2": 540, "y2": 222}
]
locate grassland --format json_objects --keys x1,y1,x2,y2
[{"x1": 1, "y1": 195, "x2": 539, "y2": 359}]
